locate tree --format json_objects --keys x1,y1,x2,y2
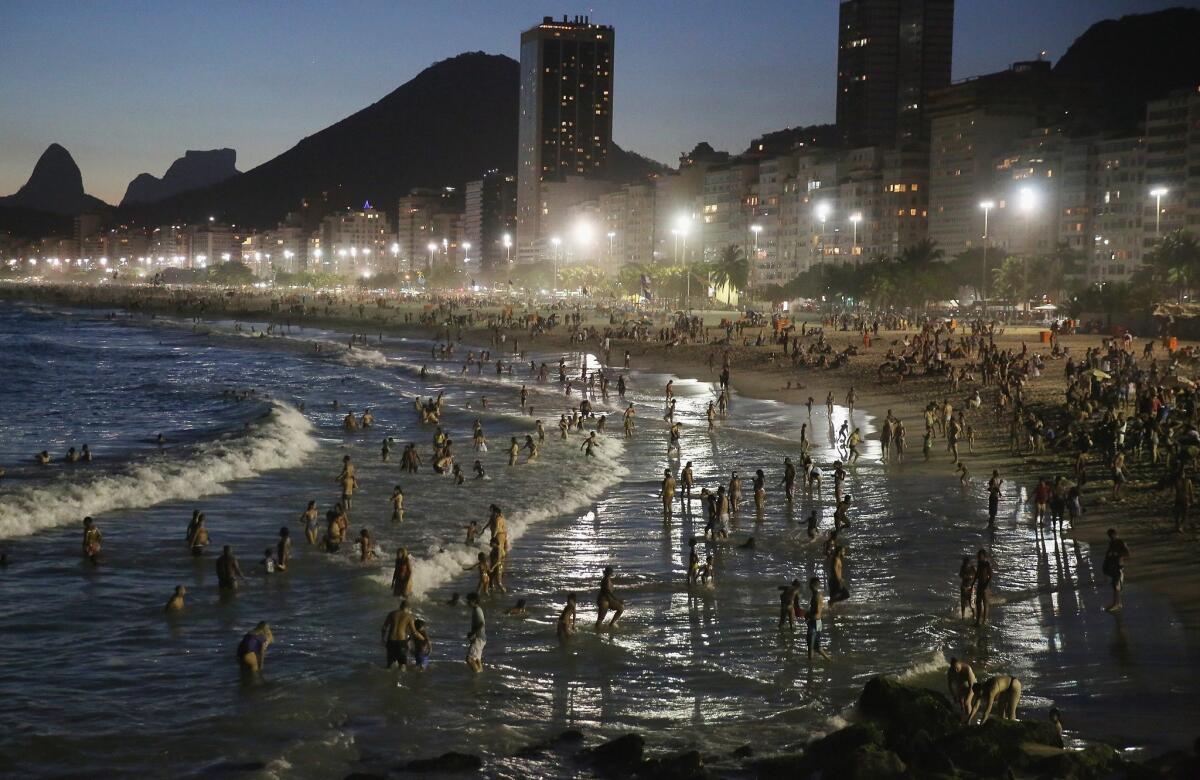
[
  {"x1": 207, "y1": 261, "x2": 255, "y2": 286},
  {"x1": 1144, "y1": 230, "x2": 1200, "y2": 301},
  {"x1": 710, "y1": 244, "x2": 749, "y2": 295},
  {"x1": 893, "y1": 238, "x2": 947, "y2": 307},
  {"x1": 991, "y1": 255, "x2": 1032, "y2": 307}
]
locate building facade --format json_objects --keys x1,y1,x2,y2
[
  {"x1": 516, "y1": 15, "x2": 615, "y2": 262},
  {"x1": 836, "y1": 0, "x2": 954, "y2": 148}
]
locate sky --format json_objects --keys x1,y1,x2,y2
[{"x1": 0, "y1": 0, "x2": 1186, "y2": 205}]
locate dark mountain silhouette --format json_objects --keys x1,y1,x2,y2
[
  {"x1": 744, "y1": 124, "x2": 838, "y2": 156},
  {"x1": 121, "y1": 148, "x2": 239, "y2": 207},
  {"x1": 0, "y1": 143, "x2": 109, "y2": 215},
  {"x1": 1053, "y1": 7, "x2": 1200, "y2": 134},
  {"x1": 121, "y1": 52, "x2": 662, "y2": 229}
]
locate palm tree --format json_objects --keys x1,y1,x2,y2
[
  {"x1": 1145, "y1": 230, "x2": 1200, "y2": 302},
  {"x1": 894, "y1": 238, "x2": 946, "y2": 307},
  {"x1": 710, "y1": 245, "x2": 749, "y2": 295}
]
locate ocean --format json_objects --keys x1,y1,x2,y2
[{"x1": 0, "y1": 302, "x2": 1195, "y2": 777}]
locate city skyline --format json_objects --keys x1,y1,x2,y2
[{"x1": 0, "y1": 0, "x2": 1180, "y2": 204}]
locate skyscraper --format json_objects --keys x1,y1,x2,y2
[
  {"x1": 515, "y1": 15, "x2": 615, "y2": 262},
  {"x1": 836, "y1": 0, "x2": 954, "y2": 149}
]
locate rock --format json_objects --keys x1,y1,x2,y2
[
  {"x1": 857, "y1": 675, "x2": 960, "y2": 744},
  {"x1": 747, "y1": 753, "x2": 807, "y2": 780},
  {"x1": 343, "y1": 774, "x2": 386, "y2": 780},
  {"x1": 556, "y1": 729, "x2": 585, "y2": 744},
  {"x1": 1032, "y1": 744, "x2": 1122, "y2": 779},
  {"x1": 581, "y1": 733, "x2": 645, "y2": 772},
  {"x1": 400, "y1": 751, "x2": 482, "y2": 773},
  {"x1": 937, "y1": 718, "x2": 1062, "y2": 777},
  {"x1": 846, "y1": 744, "x2": 907, "y2": 779},
  {"x1": 731, "y1": 744, "x2": 754, "y2": 759},
  {"x1": 803, "y1": 722, "x2": 886, "y2": 768},
  {"x1": 637, "y1": 750, "x2": 707, "y2": 780}
]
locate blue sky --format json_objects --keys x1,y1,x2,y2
[{"x1": 0, "y1": 0, "x2": 1185, "y2": 204}]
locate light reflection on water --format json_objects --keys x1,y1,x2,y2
[{"x1": 0, "y1": 309, "x2": 1195, "y2": 778}]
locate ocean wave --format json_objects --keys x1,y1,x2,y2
[
  {"x1": 372, "y1": 433, "x2": 630, "y2": 600},
  {"x1": 0, "y1": 403, "x2": 317, "y2": 540}
]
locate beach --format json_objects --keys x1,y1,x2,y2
[{"x1": 0, "y1": 280, "x2": 1197, "y2": 777}]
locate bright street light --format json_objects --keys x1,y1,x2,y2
[
  {"x1": 1150, "y1": 186, "x2": 1169, "y2": 238},
  {"x1": 848, "y1": 214, "x2": 861, "y2": 255},
  {"x1": 979, "y1": 200, "x2": 995, "y2": 305},
  {"x1": 1018, "y1": 186, "x2": 1038, "y2": 214},
  {"x1": 550, "y1": 236, "x2": 561, "y2": 292},
  {"x1": 503, "y1": 232, "x2": 513, "y2": 264}
]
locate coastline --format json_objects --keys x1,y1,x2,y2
[{"x1": 3, "y1": 280, "x2": 1196, "y2": 638}]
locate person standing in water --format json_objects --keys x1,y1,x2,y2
[
  {"x1": 236, "y1": 622, "x2": 273, "y2": 677},
  {"x1": 595, "y1": 566, "x2": 624, "y2": 629},
  {"x1": 391, "y1": 548, "x2": 413, "y2": 598},
  {"x1": 216, "y1": 545, "x2": 245, "y2": 592},
  {"x1": 465, "y1": 592, "x2": 486, "y2": 672},
  {"x1": 987, "y1": 470, "x2": 1003, "y2": 528},
  {"x1": 1102, "y1": 527, "x2": 1131, "y2": 612},
  {"x1": 680, "y1": 461, "x2": 695, "y2": 513},
  {"x1": 336, "y1": 455, "x2": 358, "y2": 512},
  {"x1": 660, "y1": 468, "x2": 676, "y2": 523},
  {"x1": 381, "y1": 599, "x2": 416, "y2": 669},
  {"x1": 806, "y1": 576, "x2": 830, "y2": 661},
  {"x1": 557, "y1": 592, "x2": 577, "y2": 642},
  {"x1": 165, "y1": 585, "x2": 187, "y2": 612},
  {"x1": 390, "y1": 486, "x2": 405, "y2": 523},
  {"x1": 958, "y1": 555, "x2": 976, "y2": 620},
  {"x1": 972, "y1": 549, "x2": 993, "y2": 627}
]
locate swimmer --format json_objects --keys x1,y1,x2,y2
[
  {"x1": 958, "y1": 555, "x2": 976, "y2": 620},
  {"x1": 82, "y1": 516, "x2": 102, "y2": 564},
  {"x1": 595, "y1": 566, "x2": 624, "y2": 629},
  {"x1": 508, "y1": 437, "x2": 519, "y2": 466},
  {"x1": 473, "y1": 460, "x2": 486, "y2": 479},
  {"x1": 972, "y1": 549, "x2": 993, "y2": 627},
  {"x1": 381, "y1": 600, "x2": 416, "y2": 669},
  {"x1": 465, "y1": 552, "x2": 491, "y2": 595},
  {"x1": 188, "y1": 513, "x2": 210, "y2": 556},
  {"x1": 260, "y1": 548, "x2": 277, "y2": 574},
  {"x1": 505, "y1": 599, "x2": 528, "y2": 617},
  {"x1": 165, "y1": 585, "x2": 187, "y2": 612},
  {"x1": 412, "y1": 619, "x2": 432, "y2": 669},
  {"x1": 806, "y1": 510, "x2": 819, "y2": 540},
  {"x1": 464, "y1": 520, "x2": 479, "y2": 544},
  {"x1": 336, "y1": 455, "x2": 358, "y2": 512}
]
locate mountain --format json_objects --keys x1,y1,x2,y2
[
  {"x1": 120, "y1": 52, "x2": 662, "y2": 229},
  {"x1": 744, "y1": 124, "x2": 838, "y2": 156},
  {"x1": 1053, "y1": 7, "x2": 1200, "y2": 134},
  {"x1": 0, "y1": 143, "x2": 109, "y2": 215},
  {"x1": 121, "y1": 149, "x2": 239, "y2": 207}
]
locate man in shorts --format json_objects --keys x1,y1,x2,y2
[{"x1": 465, "y1": 592, "x2": 486, "y2": 672}]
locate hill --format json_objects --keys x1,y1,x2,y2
[
  {"x1": 1053, "y1": 7, "x2": 1200, "y2": 134},
  {"x1": 0, "y1": 144, "x2": 109, "y2": 215},
  {"x1": 119, "y1": 52, "x2": 661, "y2": 230},
  {"x1": 121, "y1": 149, "x2": 240, "y2": 206}
]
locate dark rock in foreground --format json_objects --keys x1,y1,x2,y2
[{"x1": 399, "y1": 751, "x2": 482, "y2": 773}]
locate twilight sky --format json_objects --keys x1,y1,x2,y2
[{"x1": 0, "y1": 0, "x2": 1184, "y2": 204}]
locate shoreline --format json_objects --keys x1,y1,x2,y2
[{"x1": 3, "y1": 280, "x2": 1196, "y2": 639}]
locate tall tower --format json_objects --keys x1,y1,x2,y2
[
  {"x1": 836, "y1": 0, "x2": 954, "y2": 148},
  {"x1": 515, "y1": 15, "x2": 615, "y2": 262}
]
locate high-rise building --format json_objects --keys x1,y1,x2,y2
[
  {"x1": 464, "y1": 171, "x2": 518, "y2": 273},
  {"x1": 516, "y1": 15, "x2": 615, "y2": 262},
  {"x1": 836, "y1": 0, "x2": 954, "y2": 148}
]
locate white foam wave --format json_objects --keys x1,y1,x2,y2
[
  {"x1": 0, "y1": 403, "x2": 318, "y2": 540},
  {"x1": 897, "y1": 649, "x2": 948, "y2": 680},
  {"x1": 372, "y1": 433, "x2": 630, "y2": 600}
]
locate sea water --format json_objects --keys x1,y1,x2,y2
[{"x1": 0, "y1": 303, "x2": 1195, "y2": 777}]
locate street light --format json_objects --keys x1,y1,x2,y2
[
  {"x1": 848, "y1": 214, "x2": 861, "y2": 257},
  {"x1": 427, "y1": 242, "x2": 438, "y2": 271},
  {"x1": 814, "y1": 202, "x2": 832, "y2": 263},
  {"x1": 606, "y1": 230, "x2": 616, "y2": 264},
  {"x1": 979, "y1": 200, "x2": 994, "y2": 307},
  {"x1": 1150, "y1": 186, "x2": 1169, "y2": 239},
  {"x1": 462, "y1": 241, "x2": 471, "y2": 265},
  {"x1": 550, "y1": 236, "x2": 562, "y2": 292},
  {"x1": 503, "y1": 232, "x2": 513, "y2": 264}
]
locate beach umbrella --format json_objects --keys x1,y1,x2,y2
[{"x1": 1090, "y1": 369, "x2": 1111, "y2": 380}]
